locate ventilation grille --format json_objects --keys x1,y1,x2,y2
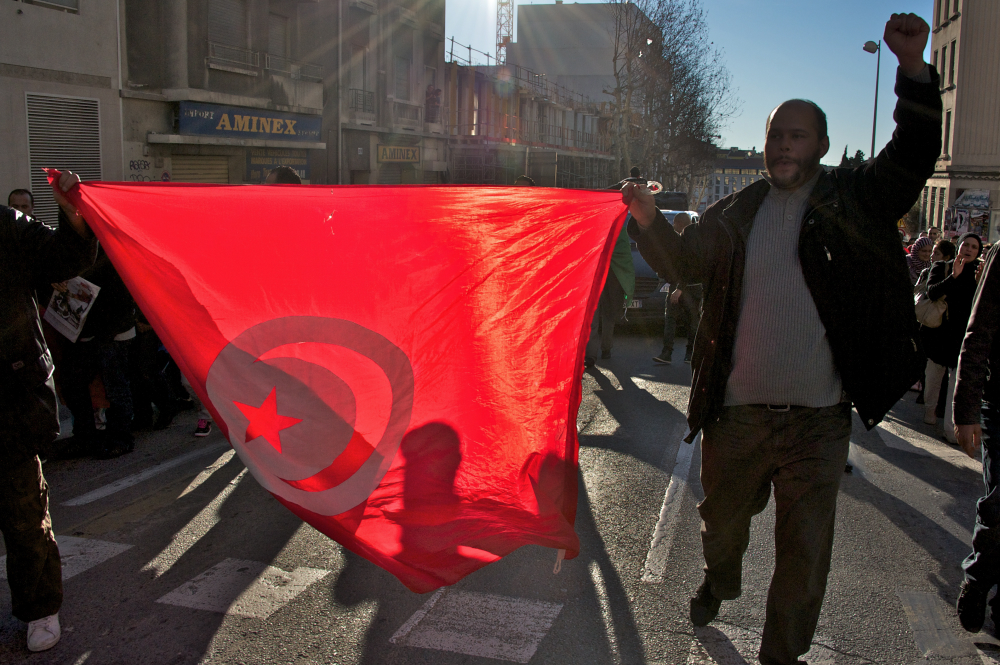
[{"x1": 26, "y1": 93, "x2": 102, "y2": 228}]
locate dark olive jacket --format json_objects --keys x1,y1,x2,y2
[
  {"x1": 1, "y1": 206, "x2": 98, "y2": 464},
  {"x1": 629, "y1": 69, "x2": 942, "y2": 441}
]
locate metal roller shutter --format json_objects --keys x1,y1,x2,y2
[
  {"x1": 378, "y1": 163, "x2": 402, "y2": 184},
  {"x1": 171, "y1": 155, "x2": 230, "y2": 183},
  {"x1": 208, "y1": 0, "x2": 248, "y2": 47},
  {"x1": 26, "y1": 93, "x2": 102, "y2": 228}
]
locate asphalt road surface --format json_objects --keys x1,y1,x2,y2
[{"x1": 2, "y1": 332, "x2": 999, "y2": 665}]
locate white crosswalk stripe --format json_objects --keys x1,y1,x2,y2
[
  {"x1": 0, "y1": 536, "x2": 131, "y2": 581},
  {"x1": 156, "y1": 557, "x2": 330, "y2": 619},
  {"x1": 686, "y1": 624, "x2": 838, "y2": 665},
  {"x1": 390, "y1": 589, "x2": 563, "y2": 664}
]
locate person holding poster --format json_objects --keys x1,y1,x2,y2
[{"x1": 0, "y1": 171, "x2": 96, "y2": 652}]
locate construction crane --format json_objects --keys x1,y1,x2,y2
[{"x1": 496, "y1": 0, "x2": 513, "y2": 65}]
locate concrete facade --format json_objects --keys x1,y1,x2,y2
[
  {"x1": 1, "y1": 0, "x2": 125, "y2": 225},
  {"x1": 922, "y1": 0, "x2": 1000, "y2": 242},
  {"x1": 505, "y1": 2, "x2": 615, "y2": 104},
  {"x1": 121, "y1": 0, "x2": 327, "y2": 185}
]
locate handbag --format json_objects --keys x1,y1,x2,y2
[{"x1": 915, "y1": 291, "x2": 947, "y2": 328}]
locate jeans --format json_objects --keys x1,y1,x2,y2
[
  {"x1": 0, "y1": 456, "x2": 62, "y2": 622},
  {"x1": 962, "y1": 401, "x2": 1000, "y2": 590},
  {"x1": 699, "y1": 403, "x2": 852, "y2": 665},
  {"x1": 586, "y1": 271, "x2": 625, "y2": 360}
]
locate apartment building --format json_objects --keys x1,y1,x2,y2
[
  {"x1": 0, "y1": 0, "x2": 125, "y2": 225},
  {"x1": 922, "y1": 0, "x2": 1000, "y2": 242},
  {"x1": 691, "y1": 147, "x2": 765, "y2": 213}
]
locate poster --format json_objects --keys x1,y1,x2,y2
[{"x1": 43, "y1": 277, "x2": 101, "y2": 342}]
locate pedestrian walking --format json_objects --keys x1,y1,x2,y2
[
  {"x1": 922, "y1": 233, "x2": 982, "y2": 440},
  {"x1": 1, "y1": 171, "x2": 96, "y2": 652},
  {"x1": 654, "y1": 212, "x2": 702, "y2": 365},
  {"x1": 953, "y1": 243, "x2": 1000, "y2": 633},
  {"x1": 622, "y1": 13, "x2": 940, "y2": 665}
]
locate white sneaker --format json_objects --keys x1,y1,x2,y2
[{"x1": 27, "y1": 613, "x2": 60, "y2": 652}]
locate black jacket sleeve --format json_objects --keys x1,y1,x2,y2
[
  {"x1": 628, "y1": 210, "x2": 712, "y2": 287},
  {"x1": 20, "y1": 207, "x2": 98, "y2": 285},
  {"x1": 954, "y1": 245, "x2": 1000, "y2": 424},
  {"x1": 850, "y1": 67, "x2": 943, "y2": 226}
]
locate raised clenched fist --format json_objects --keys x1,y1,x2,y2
[{"x1": 884, "y1": 13, "x2": 929, "y2": 77}]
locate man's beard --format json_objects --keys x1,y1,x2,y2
[{"x1": 765, "y1": 150, "x2": 823, "y2": 189}]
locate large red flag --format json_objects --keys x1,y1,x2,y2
[{"x1": 55, "y1": 174, "x2": 626, "y2": 592}]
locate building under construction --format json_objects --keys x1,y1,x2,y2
[{"x1": 443, "y1": 43, "x2": 616, "y2": 189}]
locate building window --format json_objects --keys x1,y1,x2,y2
[
  {"x1": 940, "y1": 44, "x2": 947, "y2": 88},
  {"x1": 953, "y1": 0, "x2": 959, "y2": 15},
  {"x1": 936, "y1": 0, "x2": 943, "y2": 26},
  {"x1": 209, "y1": 0, "x2": 248, "y2": 48},
  {"x1": 949, "y1": 40, "x2": 957, "y2": 86},
  {"x1": 268, "y1": 14, "x2": 289, "y2": 57},
  {"x1": 933, "y1": 50, "x2": 938, "y2": 72},
  {"x1": 26, "y1": 94, "x2": 102, "y2": 227},
  {"x1": 394, "y1": 56, "x2": 411, "y2": 101},
  {"x1": 943, "y1": 110, "x2": 952, "y2": 156}
]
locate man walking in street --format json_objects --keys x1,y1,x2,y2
[
  {"x1": 1, "y1": 170, "x2": 97, "y2": 652},
  {"x1": 654, "y1": 212, "x2": 702, "y2": 365},
  {"x1": 623, "y1": 13, "x2": 940, "y2": 665},
  {"x1": 953, "y1": 243, "x2": 1000, "y2": 633}
]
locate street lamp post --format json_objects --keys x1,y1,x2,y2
[{"x1": 863, "y1": 40, "x2": 881, "y2": 160}]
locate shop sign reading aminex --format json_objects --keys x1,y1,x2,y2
[{"x1": 180, "y1": 102, "x2": 322, "y2": 143}]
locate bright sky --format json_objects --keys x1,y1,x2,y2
[{"x1": 445, "y1": 0, "x2": 935, "y2": 165}]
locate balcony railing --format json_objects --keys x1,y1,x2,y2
[
  {"x1": 393, "y1": 101, "x2": 423, "y2": 128},
  {"x1": 207, "y1": 42, "x2": 259, "y2": 71},
  {"x1": 264, "y1": 53, "x2": 323, "y2": 82},
  {"x1": 349, "y1": 89, "x2": 375, "y2": 113}
]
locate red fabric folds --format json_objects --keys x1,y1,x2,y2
[{"x1": 52, "y1": 173, "x2": 626, "y2": 592}]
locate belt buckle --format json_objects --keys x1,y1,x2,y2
[{"x1": 767, "y1": 404, "x2": 791, "y2": 412}]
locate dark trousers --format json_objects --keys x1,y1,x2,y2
[
  {"x1": 963, "y1": 400, "x2": 1000, "y2": 589},
  {"x1": 0, "y1": 456, "x2": 63, "y2": 622},
  {"x1": 586, "y1": 271, "x2": 626, "y2": 360},
  {"x1": 61, "y1": 338, "x2": 133, "y2": 443},
  {"x1": 662, "y1": 286, "x2": 702, "y2": 358},
  {"x1": 129, "y1": 329, "x2": 175, "y2": 425},
  {"x1": 699, "y1": 403, "x2": 852, "y2": 665}
]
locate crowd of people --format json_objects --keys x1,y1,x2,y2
[{"x1": 0, "y1": 12, "x2": 997, "y2": 663}]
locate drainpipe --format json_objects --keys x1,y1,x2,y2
[{"x1": 337, "y1": 0, "x2": 343, "y2": 184}]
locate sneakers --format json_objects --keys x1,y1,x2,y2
[
  {"x1": 690, "y1": 576, "x2": 722, "y2": 627},
  {"x1": 27, "y1": 613, "x2": 60, "y2": 652},
  {"x1": 957, "y1": 579, "x2": 990, "y2": 632},
  {"x1": 652, "y1": 354, "x2": 672, "y2": 365},
  {"x1": 194, "y1": 419, "x2": 212, "y2": 437}
]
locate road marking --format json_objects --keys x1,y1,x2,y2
[
  {"x1": 178, "y1": 448, "x2": 237, "y2": 499},
  {"x1": 62, "y1": 442, "x2": 230, "y2": 506},
  {"x1": 143, "y1": 468, "x2": 248, "y2": 577},
  {"x1": 156, "y1": 557, "x2": 329, "y2": 619},
  {"x1": 897, "y1": 590, "x2": 978, "y2": 658},
  {"x1": 643, "y1": 433, "x2": 698, "y2": 583},
  {"x1": 686, "y1": 624, "x2": 838, "y2": 665},
  {"x1": 980, "y1": 644, "x2": 1000, "y2": 665},
  {"x1": 875, "y1": 424, "x2": 932, "y2": 457},
  {"x1": 390, "y1": 589, "x2": 563, "y2": 664},
  {"x1": 590, "y1": 561, "x2": 621, "y2": 664},
  {"x1": 0, "y1": 536, "x2": 132, "y2": 581},
  {"x1": 846, "y1": 440, "x2": 873, "y2": 482},
  {"x1": 594, "y1": 365, "x2": 623, "y2": 390}
]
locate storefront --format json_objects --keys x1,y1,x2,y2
[
  {"x1": 944, "y1": 189, "x2": 995, "y2": 243},
  {"x1": 140, "y1": 101, "x2": 325, "y2": 184}
]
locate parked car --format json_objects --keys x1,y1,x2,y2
[{"x1": 623, "y1": 210, "x2": 700, "y2": 328}]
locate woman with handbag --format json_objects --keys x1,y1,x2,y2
[
  {"x1": 922, "y1": 234, "x2": 982, "y2": 439},
  {"x1": 915, "y1": 239, "x2": 954, "y2": 405}
]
